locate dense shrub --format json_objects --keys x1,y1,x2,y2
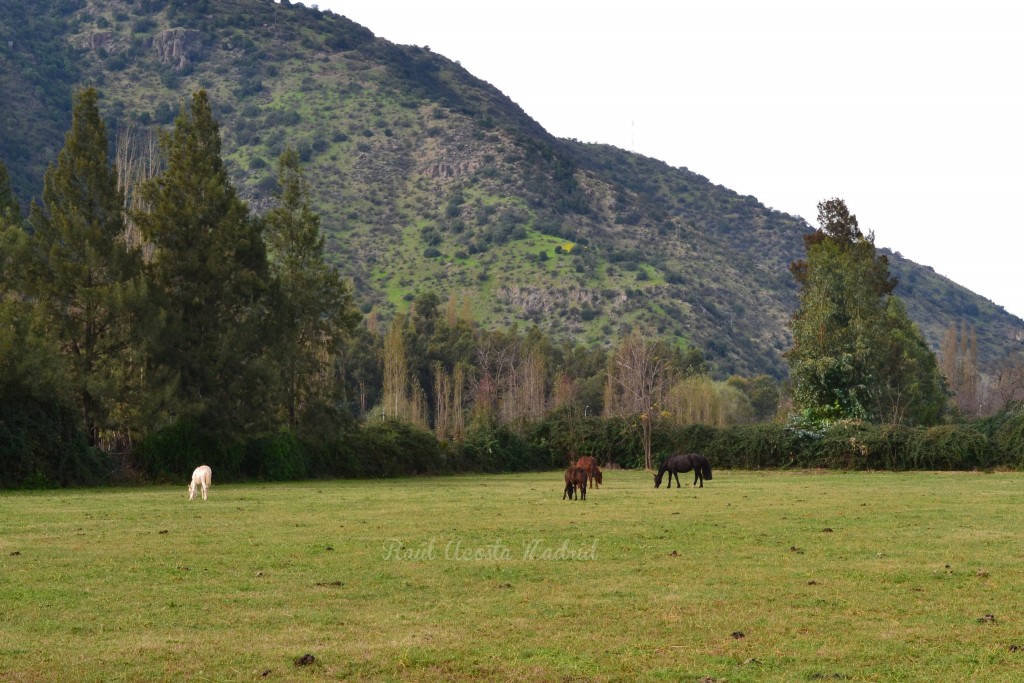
[
  {"x1": 137, "y1": 418, "x2": 245, "y2": 481},
  {"x1": 0, "y1": 395, "x2": 103, "y2": 488},
  {"x1": 907, "y1": 425, "x2": 993, "y2": 470},
  {"x1": 653, "y1": 423, "x2": 720, "y2": 463},
  {"x1": 356, "y1": 418, "x2": 445, "y2": 478},
  {"x1": 984, "y1": 405, "x2": 1024, "y2": 466},
  {"x1": 648, "y1": 419, "x2": 996, "y2": 472},
  {"x1": 455, "y1": 417, "x2": 553, "y2": 473},
  {"x1": 243, "y1": 430, "x2": 308, "y2": 481},
  {"x1": 993, "y1": 415, "x2": 1024, "y2": 466},
  {"x1": 708, "y1": 424, "x2": 805, "y2": 469},
  {"x1": 809, "y1": 422, "x2": 911, "y2": 470},
  {"x1": 528, "y1": 411, "x2": 641, "y2": 469}
]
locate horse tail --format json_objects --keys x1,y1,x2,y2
[{"x1": 701, "y1": 457, "x2": 713, "y2": 481}]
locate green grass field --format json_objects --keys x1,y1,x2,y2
[{"x1": 2, "y1": 470, "x2": 1024, "y2": 682}]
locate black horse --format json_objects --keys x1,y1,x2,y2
[{"x1": 654, "y1": 453, "x2": 713, "y2": 489}]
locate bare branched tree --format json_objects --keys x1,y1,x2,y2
[
  {"x1": 115, "y1": 122, "x2": 160, "y2": 258},
  {"x1": 410, "y1": 379, "x2": 429, "y2": 431},
  {"x1": 382, "y1": 321, "x2": 409, "y2": 420},
  {"x1": 433, "y1": 362, "x2": 451, "y2": 441},
  {"x1": 607, "y1": 331, "x2": 673, "y2": 469},
  {"x1": 940, "y1": 321, "x2": 980, "y2": 416},
  {"x1": 452, "y1": 362, "x2": 466, "y2": 441},
  {"x1": 551, "y1": 372, "x2": 576, "y2": 410},
  {"x1": 987, "y1": 359, "x2": 1024, "y2": 412},
  {"x1": 499, "y1": 350, "x2": 546, "y2": 429}
]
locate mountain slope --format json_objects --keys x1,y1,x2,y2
[{"x1": 1, "y1": 0, "x2": 1021, "y2": 377}]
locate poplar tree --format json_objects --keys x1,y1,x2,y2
[
  {"x1": 263, "y1": 148, "x2": 359, "y2": 426},
  {"x1": 137, "y1": 90, "x2": 269, "y2": 430},
  {"x1": 26, "y1": 87, "x2": 145, "y2": 446}
]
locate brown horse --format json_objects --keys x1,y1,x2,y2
[
  {"x1": 563, "y1": 466, "x2": 588, "y2": 501},
  {"x1": 574, "y1": 456, "x2": 603, "y2": 489}
]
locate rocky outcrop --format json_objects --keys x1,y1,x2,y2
[
  {"x1": 422, "y1": 161, "x2": 480, "y2": 179},
  {"x1": 497, "y1": 285, "x2": 607, "y2": 315},
  {"x1": 71, "y1": 31, "x2": 123, "y2": 53},
  {"x1": 152, "y1": 29, "x2": 202, "y2": 70}
]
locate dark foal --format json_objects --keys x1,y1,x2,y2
[
  {"x1": 654, "y1": 452, "x2": 713, "y2": 489},
  {"x1": 574, "y1": 456, "x2": 603, "y2": 489},
  {"x1": 563, "y1": 466, "x2": 588, "y2": 500}
]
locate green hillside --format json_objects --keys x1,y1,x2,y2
[{"x1": 1, "y1": 0, "x2": 1021, "y2": 377}]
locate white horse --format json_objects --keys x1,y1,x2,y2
[{"x1": 188, "y1": 465, "x2": 212, "y2": 501}]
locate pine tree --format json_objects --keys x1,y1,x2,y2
[
  {"x1": 136, "y1": 90, "x2": 270, "y2": 430},
  {"x1": 0, "y1": 157, "x2": 27, "y2": 292},
  {"x1": 26, "y1": 87, "x2": 146, "y2": 446},
  {"x1": 263, "y1": 147, "x2": 359, "y2": 426},
  {"x1": 0, "y1": 158, "x2": 20, "y2": 223}
]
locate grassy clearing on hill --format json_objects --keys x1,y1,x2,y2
[{"x1": 2, "y1": 470, "x2": 1024, "y2": 681}]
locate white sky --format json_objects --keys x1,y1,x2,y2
[{"x1": 300, "y1": 1, "x2": 1024, "y2": 319}]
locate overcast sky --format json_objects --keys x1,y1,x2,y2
[{"x1": 298, "y1": 1, "x2": 1024, "y2": 319}]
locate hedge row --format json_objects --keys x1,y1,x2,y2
[
  {"x1": 134, "y1": 415, "x2": 564, "y2": 484},
  {"x1": 7, "y1": 404, "x2": 1024, "y2": 488},
  {"x1": 134, "y1": 411, "x2": 1024, "y2": 486},
  {"x1": 648, "y1": 422, "x2": 1001, "y2": 471},
  {"x1": 525, "y1": 409, "x2": 1024, "y2": 472}
]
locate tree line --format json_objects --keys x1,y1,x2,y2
[
  {"x1": 0, "y1": 87, "x2": 776, "y2": 486},
  {"x1": 1, "y1": 88, "x2": 1021, "y2": 488}
]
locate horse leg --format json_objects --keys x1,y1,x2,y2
[
  {"x1": 673, "y1": 472, "x2": 681, "y2": 488},
  {"x1": 694, "y1": 471, "x2": 702, "y2": 488}
]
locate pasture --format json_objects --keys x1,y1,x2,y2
[{"x1": 2, "y1": 470, "x2": 1024, "y2": 681}]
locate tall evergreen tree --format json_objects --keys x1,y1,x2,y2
[
  {"x1": 263, "y1": 147, "x2": 359, "y2": 426},
  {"x1": 787, "y1": 198, "x2": 945, "y2": 425},
  {"x1": 25, "y1": 87, "x2": 146, "y2": 446},
  {"x1": 0, "y1": 157, "x2": 26, "y2": 291},
  {"x1": 136, "y1": 90, "x2": 270, "y2": 431},
  {"x1": 0, "y1": 158, "x2": 20, "y2": 223}
]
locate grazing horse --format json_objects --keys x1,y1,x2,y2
[
  {"x1": 654, "y1": 453, "x2": 712, "y2": 489},
  {"x1": 188, "y1": 465, "x2": 212, "y2": 501},
  {"x1": 563, "y1": 466, "x2": 588, "y2": 501},
  {"x1": 574, "y1": 456, "x2": 603, "y2": 489}
]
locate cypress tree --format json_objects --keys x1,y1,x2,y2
[
  {"x1": 26, "y1": 87, "x2": 145, "y2": 447},
  {"x1": 136, "y1": 90, "x2": 270, "y2": 431},
  {"x1": 787, "y1": 198, "x2": 945, "y2": 425}
]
